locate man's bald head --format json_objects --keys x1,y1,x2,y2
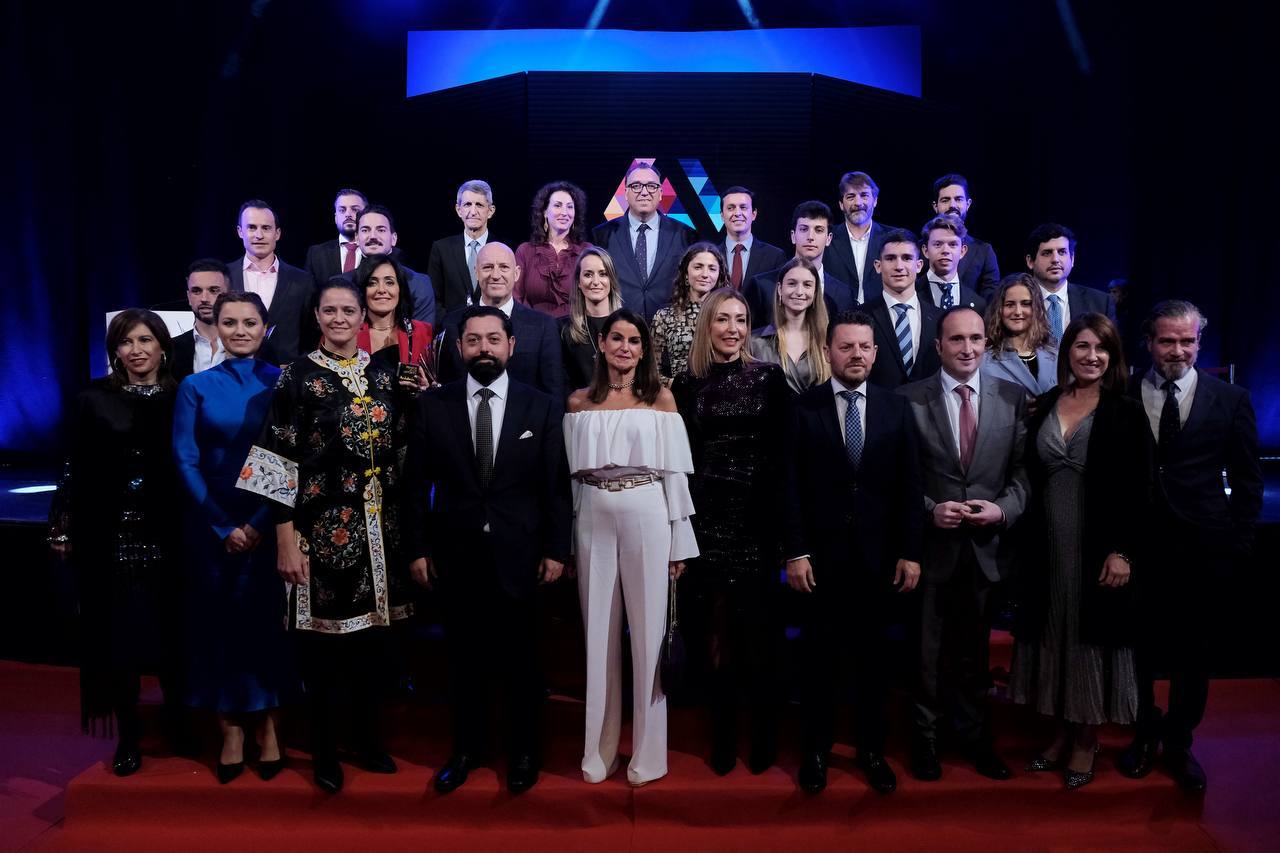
[{"x1": 476, "y1": 241, "x2": 521, "y2": 306}]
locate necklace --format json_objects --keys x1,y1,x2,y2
[
  {"x1": 370, "y1": 322, "x2": 395, "y2": 332},
  {"x1": 607, "y1": 378, "x2": 635, "y2": 391}
]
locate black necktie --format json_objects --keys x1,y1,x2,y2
[
  {"x1": 475, "y1": 387, "x2": 495, "y2": 486},
  {"x1": 1158, "y1": 379, "x2": 1180, "y2": 454},
  {"x1": 635, "y1": 223, "x2": 650, "y2": 281}
]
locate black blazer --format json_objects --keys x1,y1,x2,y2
[
  {"x1": 916, "y1": 274, "x2": 988, "y2": 315},
  {"x1": 959, "y1": 234, "x2": 1001, "y2": 302},
  {"x1": 865, "y1": 296, "x2": 943, "y2": 389},
  {"x1": 1017, "y1": 388, "x2": 1153, "y2": 647},
  {"x1": 591, "y1": 214, "x2": 695, "y2": 322},
  {"x1": 226, "y1": 258, "x2": 315, "y2": 365},
  {"x1": 304, "y1": 238, "x2": 348, "y2": 291},
  {"x1": 825, "y1": 220, "x2": 901, "y2": 305},
  {"x1": 427, "y1": 234, "x2": 505, "y2": 324},
  {"x1": 1126, "y1": 369, "x2": 1263, "y2": 557},
  {"x1": 723, "y1": 237, "x2": 787, "y2": 290},
  {"x1": 402, "y1": 378, "x2": 572, "y2": 598},
  {"x1": 743, "y1": 266, "x2": 856, "y2": 329},
  {"x1": 558, "y1": 315, "x2": 596, "y2": 398},
  {"x1": 1041, "y1": 281, "x2": 1111, "y2": 320},
  {"x1": 437, "y1": 303, "x2": 565, "y2": 401},
  {"x1": 171, "y1": 329, "x2": 196, "y2": 382},
  {"x1": 783, "y1": 382, "x2": 924, "y2": 587}
]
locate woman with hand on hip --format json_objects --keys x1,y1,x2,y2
[{"x1": 565, "y1": 308, "x2": 698, "y2": 786}]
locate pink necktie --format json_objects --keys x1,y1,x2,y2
[{"x1": 957, "y1": 384, "x2": 976, "y2": 470}]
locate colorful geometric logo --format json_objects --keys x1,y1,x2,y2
[
  {"x1": 678, "y1": 159, "x2": 723, "y2": 233},
  {"x1": 604, "y1": 157, "x2": 719, "y2": 231}
]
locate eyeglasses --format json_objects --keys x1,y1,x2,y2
[{"x1": 626, "y1": 182, "x2": 661, "y2": 195}]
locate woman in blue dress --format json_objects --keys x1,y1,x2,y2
[{"x1": 173, "y1": 292, "x2": 295, "y2": 783}]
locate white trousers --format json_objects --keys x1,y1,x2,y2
[{"x1": 576, "y1": 481, "x2": 672, "y2": 785}]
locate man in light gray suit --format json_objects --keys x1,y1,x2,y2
[{"x1": 898, "y1": 306, "x2": 1030, "y2": 783}]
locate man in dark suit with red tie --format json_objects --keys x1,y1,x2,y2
[
  {"x1": 720, "y1": 185, "x2": 786, "y2": 300},
  {"x1": 931, "y1": 174, "x2": 1001, "y2": 301},
  {"x1": 304, "y1": 188, "x2": 367, "y2": 290},
  {"x1": 1118, "y1": 300, "x2": 1263, "y2": 792},
  {"x1": 590, "y1": 163, "x2": 695, "y2": 322}
]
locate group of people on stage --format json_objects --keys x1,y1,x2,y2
[{"x1": 48, "y1": 166, "x2": 1262, "y2": 802}]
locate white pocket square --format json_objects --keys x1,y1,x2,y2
[{"x1": 519, "y1": 430, "x2": 534, "y2": 439}]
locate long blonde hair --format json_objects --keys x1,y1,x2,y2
[
  {"x1": 771, "y1": 258, "x2": 830, "y2": 385},
  {"x1": 687, "y1": 289, "x2": 755, "y2": 378},
  {"x1": 568, "y1": 246, "x2": 623, "y2": 345}
]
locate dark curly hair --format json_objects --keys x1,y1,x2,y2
[{"x1": 529, "y1": 180, "x2": 588, "y2": 246}]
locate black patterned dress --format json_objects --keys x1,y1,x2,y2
[{"x1": 237, "y1": 347, "x2": 412, "y2": 634}]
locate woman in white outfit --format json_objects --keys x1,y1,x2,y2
[{"x1": 565, "y1": 307, "x2": 699, "y2": 786}]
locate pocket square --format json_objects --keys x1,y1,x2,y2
[{"x1": 519, "y1": 430, "x2": 534, "y2": 439}]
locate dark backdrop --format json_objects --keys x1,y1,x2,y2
[{"x1": 6, "y1": 0, "x2": 1276, "y2": 457}]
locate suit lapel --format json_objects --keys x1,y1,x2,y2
[
  {"x1": 814, "y1": 386, "x2": 851, "y2": 474},
  {"x1": 653, "y1": 216, "x2": 677, "y2": 280},
  {"x1": 969, "y1": 379, "x2": 998, "y2": 468},
  {"x1": 447, "y1": 383, "x2": 481, "y2": 486},
  {"x1": 611, "y1": 221, "x2": 643, "y2": 283},
  {"x1": 925, "y1": 377, "x2": 962, "y2": 470},
  {"x1": 869, "y1": 299, "x2": 908, "y2": 379},
  {"x1": 494, "y1": 380, "x2": 527, "y2": 469},
  {"x1": 1179, "y1": 368, "x2": 1213, "y2": 439}
]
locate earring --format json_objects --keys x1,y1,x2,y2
[
  {"x1": 161, "y1": 353, "x2": 168, "y2": 366},
  {"x1": 112, "y1": 357, "x2": 123, "y2": 371}
]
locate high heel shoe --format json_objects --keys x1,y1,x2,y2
[
  {"x1": 112, "y1": 740, "x2": 142, "y2": 777},
  {"x1": 216, "y1": 760, "x2": 245, "y2": 784},
  {"x1": 1064, "y1": 744, "x2": 1100, "y2": 790},
  {"x1": 258, "y1": 754, "x2": 287, "y2": 781},
  {"x1": 1026, "y1": 754, "x2": 1064, "y2": 772}
]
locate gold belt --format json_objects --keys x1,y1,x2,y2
[{"x1": 579, "y1": 473, "x2": 663, "y2": 491}]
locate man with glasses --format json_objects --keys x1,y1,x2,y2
[{"x1": 591, "y1": 162, "x2": 695, "y2": 322}]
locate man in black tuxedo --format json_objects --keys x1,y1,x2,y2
[
  {"x1": 1025, "y1": 222, "x2": 1111, "y2": 342},
  {"x1": 303, "y1": 188, "x2": 367, "y2": 290},
  {"x1": 918, "y1": 215, "x2": 987, "y2": 315},
  {"x1": 899, "y1": 307, "x2": 1029, "y2": 782},
  {"x1": 931, "y1": 174, "x2": 1000, "y2": 301},
  {"x1": 227, "y1": 199, "x2": 315, "y2": 365},
  {"x1": 437, "y1": 242, "x2": 564, "y2": 399},
  {"x1": 743, "y1": 200, "x2": 855, "y2": 327},
  {"x1": 826, "y1": 171, "x2": 904, "y2": 305},
  {"x1": 404, "y1": 305, "x2": 572, "y2": 795},
  {"x1": 427, "y1": 179, "x2": 500, "y2": 323},
  {"x1": 864, "y1": 229, "x2": 943, "y2": 389},
  {"x1": 1118, "y1": 300, "x2": 1263, "y2": 792},
  {"x1": 590, "y1": 162, "x2": 695, "y2": 322},
  {"x1": 784, "y1": 309, "x2": 923, "y2": 795},
  {"x1": 170, "y1": 258, "x2": 230, "y2": 382},
  {"x1": 720, "y1": 185, "x2": 786, "y2": 296},
  {"x1": 347, "y1": 205, "x2": 435, "y2": 324}
]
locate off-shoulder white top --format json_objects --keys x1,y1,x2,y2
[{"x1": 563, "y1": 408, "x2": 699, "y2": 562}]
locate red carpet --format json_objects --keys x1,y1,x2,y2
[{"x1": 3, "y1": 661, "x2": 1278, "y2": 852}]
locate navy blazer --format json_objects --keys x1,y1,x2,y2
[
  {"x1": 825, "y1": 220, "x2": 902, "y2": 305},
  {"x1": 1039, "y1": 281, "x2": 1112, "y2": 324},
  {"x1": 1126, "y1": 369, "x2": 1263, "y2": 556},
  {"x1": 723, "y1": 237, "x2": 787, "y2": 291},
  {"x1": 782, "y1": 381, "x2": 924, "y2": 584},
  {"x1": 743, "y1": 266, "x2": 856, "y2": 329},
  {"x1": 591, "y1": 214, "x2": 695, "y2": 322},
  {"x1": 437, "y1": 302, "x2": 565, "y2": 400},
  {"x1": 402, "y1": 377, "x2": 572, "y2": 598},
  {"x1": 226, "y1": 258, "x2": 315, "y2": 365},
  {"x1": 916, "y1": 274, "x2": 988, "y2": 315},
  {"x1": 865, "y1": 295, "x2": 944, "y2": 389},
  {"x1": 959, "y1": 234, "x2": 1001, "y2": 302}
]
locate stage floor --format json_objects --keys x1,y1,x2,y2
[{"x1": 2, "y1": 662, "x2": 1277, "y2": 853}]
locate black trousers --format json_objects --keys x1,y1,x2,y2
[
  {"x1": 913, "y1": 549, "x2": 997, "y2": 747},
  {"x1": 799, "y1": 581, "x2": 892, "y2": 756},
  {"x1": 293, "y1": 628, "x2": 392, "y2": 762},
  {"x1": 439, "y1": 549, "x2": 542, "y2": 759}
]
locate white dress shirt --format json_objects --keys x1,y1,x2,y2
[
  {"x1": 882, "y1": 289, "x2": 922, "y2": 361},
  {"x1": 927, "y1": 270, "x2": 961, "y2": 307},
  {"x1": 830, "y1": 375, "x2": 868, "y2": 445},
  {"x1": 465, "y1": 370, "x2": 509, "y2": 455},
  {"x1": 940, "y1": 368, "x2": 982, "y2": 458},
  {"x1": 1140, "y1": 367, "x2": 1198, "y2": 439},
  {"x1": 725, "y1": 233, "x2": 754, "y2": 273},
  {"x1": 242, "y1": 255, "x2": 279, "y2": 310},
  {"x1": 1038, "y1": 281, "x2": 1072, "y2": 330},
  {"x1": 337, "y1": 234, "x2": 362, "y2": 270},
  {"x1": 192, "y1": 329, "x2": 226, "y2": 373},
  {"x1": 847, "y1": 221, "x2": 871, "y2": 285},
  {"x1": 463, "y1": 230, "x2": 491, "y2": 304}
]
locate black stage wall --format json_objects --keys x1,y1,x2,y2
[{"x1": 6, "y1": 1, "x2": 1277, "y2": 457}]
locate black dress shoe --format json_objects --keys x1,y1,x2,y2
[
  {"x1": 217, "y1": 760, "x2": 245, "y2": 784},
  {"x1": 314, "y1": 758, "x2": 344, "y2": 794},
  {"x1": 507, "y1": 754, "x2": 539, "y2": 794},
  {"x1": 857, "y1": 752, "x2": 897, "y2": 794},
  {"x1": 257, "y1": 755, "x2": 287, "y2": 782},
  {"x1": 112, "y1": 741, "x2": 142, "y2": 778},
  {"x1": 910, "y1": 740, "x2": 942, "y2": 781},
  {"x1": 966, "y1": 744, "x2": 1013, "y2": 780},
  {"x1": 1117, "y1": 735, "x2": 1158, "y2": 779},
  {"x1": 798, "y1": 752, "x2": 828, "y2": 794},
  {"x1": 356, "y1": 750, "x2": 398, "y2": 774},
  {"x1": 1162, "y1": 748, "x2": 1207, "y2": 793},
  {"x1": 434, "y1": 754, "x2": 478, "y2": 794},
  {"x1": 710, "y1": 740, "x2": 737, "y2": 777}
]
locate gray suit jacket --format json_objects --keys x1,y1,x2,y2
[
  {"x1": 980, "y1": 346, "x2": 1059, "y2": 397},
  {"x1": 897, "y1": 373, "x2": 1030, "y2": 583}
]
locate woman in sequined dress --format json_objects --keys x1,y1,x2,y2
[
  {"x1": 49, "y1": 309, "x2": 184, "y2": 777},
  {"x1": 672, "y1": 289, "x2": 791, "y2": 775}
]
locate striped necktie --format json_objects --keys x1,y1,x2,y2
[
  {"x1": 893, "y1": 303, "x2": 914, "y2": 372},
  {"x1": 840, "y1": 389, "x2": 864, "y2": 469}
]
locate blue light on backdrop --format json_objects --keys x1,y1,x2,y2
[{"x1": 406, "y1": 27, "x2": 921, "y2": 97}]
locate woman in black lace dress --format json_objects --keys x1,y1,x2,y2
[
  {"x1": 672, "y1": 289, "x2": 790, "y2": 775},
  {"x1": 49, "y1": 309, "x2": 183, "y2": 777}
]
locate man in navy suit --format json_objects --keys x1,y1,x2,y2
[
  {"x1": 783, "y1": 309, "x2": 924, "y2": 795},
  {"x1": 918, "y1": 214, "x2": 987, "y2": 315},
  {"x1": 931, "y1": 174, "x2": 1000, "y2": 301},
  {"x1": 864, "y1": 229, "x2": 943, "y2": 389},
  {"x1": 226, "y1": 199, "x2": 315, "y2": 365},
  {"x1": 437, "y1": 242, "x2": 564, "y2": 400},
  {"x1": 826, "y1": 171, "x2": 904, "y2": 305},
  {"x1": 590, "y1": 163, "x2": 695, "y2": 322},
  {"x1": 346, "y1": 205, "x2": 435, "y2": 325},
  {"x1": 1024, "y1": 223, "x2": 1111, "y2": 341},
  {"x1": 404, "y1": 305, "x2": 572, "y2": 795},
  {"x1": 743, "y1": 200, "x2": 855, "y2": 326},
  {"x1": 720, "y1": 185, "x2": 786, "y2": 295},
  {"x1": 1118, "y1": 300, "x2": 1263, "y2": 793},
  {"x1": 427, "y1": 179, "x2": 501, "y2": 323},
  {"x1": 304, "y1": 188, "x2": 367, "y2": 290}
]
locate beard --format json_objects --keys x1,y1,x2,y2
[
  {"x1": 466, "y1": 354, "x2": 505, "y2": 385},
  {"x1": 339, "y1": 221, "x2": 357, "y2": 239},
  {"x1": 1157, "y1": 359, "x2": 1192, "y2": 381}
]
